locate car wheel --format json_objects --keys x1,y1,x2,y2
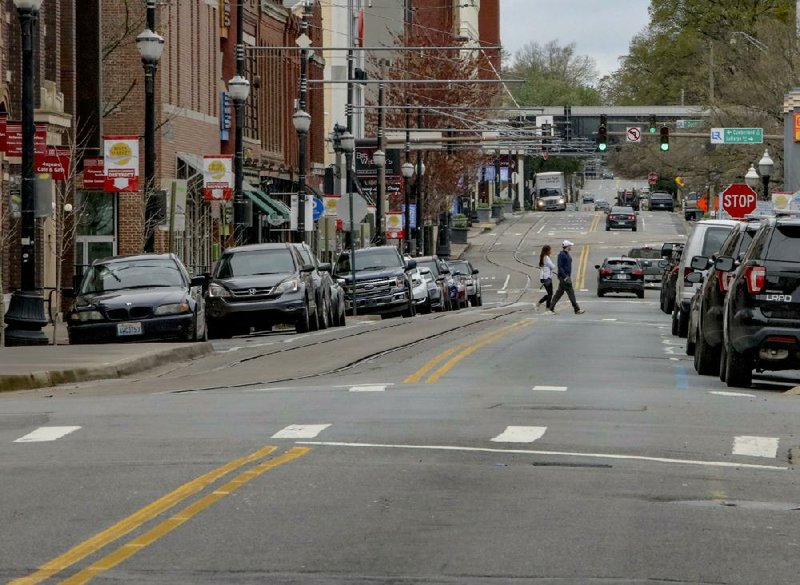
[
  {"x1": 338, "y1": 303, "x2": 347, "y2": 326},
  {"x1": 632, "y1": 226, "x2": 637, "y2": 232},
  {"x1": 207, "y1": 321, "x2": 233, "y2": 339},
  {"x1": 719, "y1": 342, "x2": 728, "y2": 382},
  {"x1": 671, "y1": 309, "x2": 679, "y2": 336},
  {"x1": 725, "y1": 342, "x2": 753, "y2": 388},
  {"x1": 308, "y1": 300, "x2": 320, "y2": 331},
  {"x1": 636, "y1": 289, "x2": 644, "y2": 299},
  {"x1": 597, "y1": 288, "x2": 605, "y2": 298},
  {"x1": 695, "y1": 333, "x2": 720, "y2": 376},
  {"x1": 295, "y1": 303, "x2": 311, "y2": 333},
  {"x1": 678, "y1": 308, "x2": 689, "y2": 338},
  {"x1": 605, "y1": 225, "x2": 610, "y2": 231}
]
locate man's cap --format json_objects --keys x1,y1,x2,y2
[{"x1": 562, "y1": 240, "x2": 574, "y2": 247}]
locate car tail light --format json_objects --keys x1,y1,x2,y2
[
  {"x1": 766, "y1": 335, "x2": 796, "y2": 344},
  {"x1": 718, "y1": 272, "x2": 732, "y2": 293},
  {"x1": 632, "y1": 268, "x2": 644, "y2": 277},
  {"x1": 600, "y1": 268, "x2": 613, "y2": 277},
  {"x1": 628, "y1": 215, "x2": 636, "y2": 220},
  {"x1": 745, "y1": 266, "x2": 766, "y2": 294}
]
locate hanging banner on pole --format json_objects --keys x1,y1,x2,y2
[
  {"x1": 203, "y1": 155, "x2": 233, "y2": 200},
  {"x1": 82, "y1": 156, "x2": 105, "y2": 190},
  {"x1": 103, "y1": 135, "x2": 140, "y2": 192},
  {"x1": 35, "y1": 146, "x2": 72, "y2": 180}
]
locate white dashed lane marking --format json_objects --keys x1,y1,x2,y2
[
  {"x1": 732, "y1": 436, "x2": 779, "y2": 458},
  {"x1": 533, "y1": 386, "x2": 567, "y2": 392},
  {"x1": 272, "y1": 424, "x2": 331, "y2": 439},
  {"x1": 491, "y1": 426, "x2": 547, "y2": 443},
  {"x1": 709, "y1": 391, "x2": 756, "y2": 398},
  {"x1": 349, "y1": 384, "x2": 388, "y2": 392},
  {"x1": 14, "y1": 426, "x2": 81, "y2": 443}
]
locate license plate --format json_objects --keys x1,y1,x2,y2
[
  {"x1": 614, "y1": 274, "x2": 630, "y2": 280},
  {"x1": 117, "y1": 322, "x2": 143, "y2": 336}
]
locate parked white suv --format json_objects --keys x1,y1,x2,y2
[{"x1": 672, "y1": 219, "x2": 738, "y2": 337}]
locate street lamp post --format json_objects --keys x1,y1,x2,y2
[
  {"x1": 417, "y1": 159, "x2": 425, "y2": 255},
  {"x1": 373, "y1": 148, "x2": 386, "y2": 245},
  {"x1": 136, "y1": 1, "x2": 165, "y2": 253},
  {"x1": 758, "y1": 149, "x2": 773, "y2": 201},
  {"x1": 402, "y1": 161, "x2": 414, "y2": 254},
  {"x1": 228, "y1": 73, "x2": 250, "y2": 245},
  {"x1": 293, "y1": 109, "x2": 311, "y2": 240},
  {"x1": 336, "y1": 129, "x2": 357, "y2": 315},
  {"x1": 5, "y1": 0, "x2": 47, "y2": 346}
]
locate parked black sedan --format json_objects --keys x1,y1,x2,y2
[
  {"x1": 606, "y1": 206, "x2": 637, "y2": 231},
  {"x1": 66, "y1": 254, "x2": 207, "y2": 344},
  {"x1": 595, "y1": 257, "x2": 645, "y2": 298}
]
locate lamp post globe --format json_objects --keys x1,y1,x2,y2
[
  {"x1": 745, "y1": 165, "x2": 759, "y2": 189},
  {"x1": 401, "y1": 161, "x2": 414, "y2": 179},
  {"x1": 420, "y1": 161, "x2": 426, "y2": 176},
  {"x1": 136, "y1": 29, "x2": 164, "y2": 63},
  {"x1": 758, "y1": 149, "x2": 773, "y2": 178},
  {"x1": 373, "y1": 149, "x2": 386, "y2": 168},
  {"x1": 339, "y1": 130, "x2": 355, "y2": 154},
  {"x1": 12, "y1": 0, "x2": 43, "y2": 10},
  {"x1": 292, "y1": 109, "x2": 311, "y2": 134},
  {"x1": 227, "y1": 75, "x2": 250, "y2": 102}
]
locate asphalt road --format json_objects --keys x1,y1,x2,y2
[{"x1": 2, "y1": 210, "x2": 800, "y2": 585}]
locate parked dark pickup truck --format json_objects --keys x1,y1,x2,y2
[
  {"x1": 334, "y1": 246, "x2": 416, "y2": 318},
  {"x1": 649, "y1": 191, "x2": 675, "y2": 211}
]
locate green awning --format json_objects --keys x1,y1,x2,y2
[{"x1": 245, "y1": 189, "x2": 290, "y2": 220}]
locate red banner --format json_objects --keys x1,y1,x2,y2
[
  {"x1": 5, "y1": 122, "x2": 48, "y2": 162},
  {"x1": 82, "y1": 156, "x2": 105, "y2": 190},
  {"x1": 35, "y1": 146, "x2": 71, "y2": 180},
  {"x1": 0, "y1": 114, "x2": 6, "y2": 153}
]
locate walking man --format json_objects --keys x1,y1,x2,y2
[{"x1": 549, "y1": 240, "x2": 585, "y2": 314}]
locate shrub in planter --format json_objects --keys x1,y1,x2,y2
[{"x1": 452, "y1": 213, "x2": 467, "y2": 229}]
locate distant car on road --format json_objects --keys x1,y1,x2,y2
[
  {"x1": 649, "y1": 191, "x2": 675, "y2": 212},
  {"x1": 627, "y1": 246, "x2": 662, "y2": 286},
  {"x1": 595, "y1": 257, "x2": 645, "y2": 298},
  {"x1": 659, "y1": 242, "x2": 685, "y2": 315},
  {"x1": 67, "y1": 254, "x2": 207, "y2": 344},
  {"x1": 447, "y1": 259, "x2": 483, "y2": 307},
  {"x1": 582, "y1": 194, "x2": 595, "y2": 204},
  {"x1": 684, "y1": 191, "x2": 701, "y2": 221},
  {"x1": 594, "y1": 199, "x2": 611, "y2": 212},
  {"x1": 606, "y1": 206, "x2": 638, "y2": 231}
]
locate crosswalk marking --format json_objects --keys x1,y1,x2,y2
[
  {"x1": 272, "y1": 424, "x2": 331, "y2": 439},
  {"x1": 533, "y1": 385, "x2": 567, "y2": 392},
  {"x1": 732, "y1": 436, "x2": 779, "y2": 458},
  {"x1": 349, "y1": 384, "x2": 387, "y2": 392},
  {"x1": 709, "y1": 391, "x2": 755, "y2": 398},
  {"x1": 490, "y1": 426, "x2": 547, "y2": 443},
  {"x1": 14, "y1": 426, "x2": 81, "y2": 443}
]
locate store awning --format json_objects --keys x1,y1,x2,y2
[{"x1": 244, "y1": 188, "x2": 290, "y2": 220}]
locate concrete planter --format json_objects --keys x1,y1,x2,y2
[
  {"x1": 502, "y1": 200, "x2": 513, "y2": 213},
  {"x1": 476, "y1": 207, "x2": 491, "y2": 222},
  {"x1": 450, "y1": 227, "x2": 468, "y2": 244},
  {"x1": 491, "y1": 204, "x2": 504, "y2": 219}
]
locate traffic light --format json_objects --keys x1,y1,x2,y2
[
  {"x1": 649, "y1": 115, "x2": 657, "y2": 134},
  {"x1": 597, "y1": 114, "x2": 608, "y2": 151},
  {"x1": 660, "y1": 126, "x2": 670, "y2": 151}
]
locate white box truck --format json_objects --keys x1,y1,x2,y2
[{"x1": 534, "y1": 172, "x2": 567, "y2": 211}]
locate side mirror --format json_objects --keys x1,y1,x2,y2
[
  {"x1": 642, "y1": 260, "x2": 652, "y2": 267},
  {"x1": 714, "y1": 256, "x2": 735, "y2": 272},
  {"x1": 661, "y1": 243, "x2": 674, "y2": 258},
  {"x1": 472, "y1": 268, "x2": 479, "y2": 275},
  {"x1": 190, "y1": 275, "x2": 207, "y2": 288},
  {"x1": 686, "y1": 272, "x2": 703, "y2": 284},
  {"x1": 658, "y1": 260, "x2": 668, "y2": 270},
  {"x1": 440, "y1": 268, "x2": 450, "y2": 274},
  {"x1": 594, "y1": 264, "x2": 601, "y2": 270},
  {"x1": 690, "y1": 255, "x2": 711, "y2": 270},
  {"x1": 62, "y1": 287, "x2": 75, "y2": 298},
  {"x1": 318, "y1": 262, "x2": 332, "y2": 273},
  {"x1": 336, "y1": 278, "x2": 347, "y2": 286},
  {"x1": 405, "y1": 259, "x2": 417, "y2": 270},
  {"x1": 301, "y1": 263, "x2": 315, "y2": 273}
]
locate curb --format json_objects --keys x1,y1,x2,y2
[
  {"x1": 348, "y1": 314, "x2": 383, "y2": 322},
  {"x1": 0, "y1": 342, "x2": 214, "y2": 393}
]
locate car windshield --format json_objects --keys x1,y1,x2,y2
[
  {"x1": 336, "y1": 248, "x2": 402, "y2": 273},
  {"x1": 628, "y1": 248, "x2": 660, "y2": 259},
  {"x1": 701, "y1": 226, "x2": 734, "y2": 257},
  {"x1": 416, "y1": 260, "x2": 441, "y2": 277},
  {"x1": 215, "y1": 249, "x2": 296, "y2": 278},
  {"x1": 540, "y1": 189, "x2": 561, "y2": 197},
  {"x1": 612, "y1": 207, "x2": 633, "y2": 214},
  {"x1": 651, "y1": 192, "x2": 671, "y2": 199},
  {"x1": 80, "y1": 259, "x2": 184, "y2": 294},
  {"x1": 766, "y1": 225, "x2": 800, "y2": 262},
  {"x1": 449, "y1": 261, "x2": 470, "y2": 275}
]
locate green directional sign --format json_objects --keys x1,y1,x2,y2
[
  {"x1": 710, "y1": 127, "x2": 763, "y2": 144},
  {"x1": 676, "y1": 119, "x2": 703, "y2": 129}
]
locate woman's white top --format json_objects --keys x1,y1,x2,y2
[{"x1": 540, "y1": 256, "x2": 555, "y2": 280}]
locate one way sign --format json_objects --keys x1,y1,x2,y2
[{"x1": 626, "y1": 127, "x2": 642, "y2": 143}]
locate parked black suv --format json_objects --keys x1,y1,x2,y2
[
  {"x1": 716, "y1": 216, "x2": 800, "y2": 387},
  {"x1": 649, "y1": 191, "x2": 675, "y2": 211},
  {"x1": 686, "y1": 219, "x2": 762, "y2": 374},
  {"x1": 205, "y1": 243, "x2": 321, "y2": 337},
  {"x1": 334, "y1": 246, "x2": 416, "y2": 318}
]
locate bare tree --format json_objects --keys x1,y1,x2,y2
[{"x1": 0, "y1": 186, "x2": 20, "y2": 347}]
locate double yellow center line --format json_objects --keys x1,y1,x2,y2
[
  {"x1": 404, "y1": 320, "x2": 533, "y2": 385},
  {"x1": 11, "y1": 446, "x2": 309, "y2": 585},
  {"x1": 575, "y1": 244, "x2": 591, "y2": 291}
]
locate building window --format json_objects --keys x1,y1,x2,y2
[{"x1": 245, "y1": 52, "x2": 259, "y2": 141}]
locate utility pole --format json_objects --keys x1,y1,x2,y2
[
  {"x1": 376, "y1": 83, "x2": 385, "y2": 245},
  {"x1": 416, "y1": 108, "x2": 424, "y2": 256}
]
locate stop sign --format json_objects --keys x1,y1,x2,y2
[
  {"x1": 721, "y1": 183, "x2": 758, "y2": 218},
  {"x1": 648, "y1": 171, "x2": 658, "y2": 185}
]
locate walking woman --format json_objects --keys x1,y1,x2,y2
[{"x1": 538, "y1": 244, "x2": 555, "y2": 309}]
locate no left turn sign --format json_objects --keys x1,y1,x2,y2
[{"x1": 626, "y1": 127, "x2": 642, "y2": 143}]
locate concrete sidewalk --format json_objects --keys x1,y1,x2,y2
[{"x1": 0, "y1": 341, "x2": 213, "y2": 393}]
